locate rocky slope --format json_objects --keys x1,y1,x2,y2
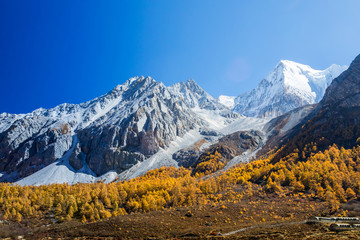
[
  {"x1": 232, "y1": 60, "x2": 347, "y2": 118},
  {"x1": 260, "y1": 104, "x2": 316, "y2": 156},
  {"x1": 0, "y1": 77, "x2": 247, "y2": 183}
]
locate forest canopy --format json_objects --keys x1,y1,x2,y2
[{"x1": 0, "y1": 144, "x2": 359, "y2": 223}]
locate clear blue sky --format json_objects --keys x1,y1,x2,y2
[{"x1": 1, "y1": 0, "x2": 360, "y2": 114}]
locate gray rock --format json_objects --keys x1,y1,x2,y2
[
  {"x1": 0, "y1": 76, "x2": 241, "y2": 182},
  {"x1": 69, "y1": 143, "x2": 83, "y2": 171}
]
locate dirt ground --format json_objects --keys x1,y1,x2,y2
[{"x1": 1, "y1": 194, "x2": 359, "y2": 239}]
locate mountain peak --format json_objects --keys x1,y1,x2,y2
[
  {"x1": 186, "y1": 78, "x2": 197, "y2": 84},
  {"x1": 278, "y1": 59, "x2": 308, "y2": 67},
  {"x1": 185, "y1": 79, "x2": 203, "y2": 93},
  {"x1": 114, "y1": 76, "x2": 156, "y2": 91},
  {"x1": 168, "y1": 79, "x2": 232, "y2": 111},
  {"x1": 276, "y1": 60, "x2": 347, "y2": 76},
  {"x1": 169, "y1": 79, "x2": 205, "y2": 96},
  {"x1": 325, "y1": 64, "x2": 348, "y2": 74},
  {"x1": 233, "y1": 60, "x2": 348, "y2": 118},
  {"x1": 278, "y1": 59, "x2": 299, "y2": 66}
]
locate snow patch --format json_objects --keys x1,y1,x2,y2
[
  {"x1": 137, "y1": 115, "x2": 147, "y2": 131},
  {"x1": 218, "y1": 95, "x2": 236, "y2": 109},
  {"x1": 220, "y1": 117, "x2": 268, "y2": 135},
  {"x1": 16, "y1": 135, "x2": 95, "y2": 186}
]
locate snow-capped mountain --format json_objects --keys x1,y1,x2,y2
[
  {"x1": 0, "y1": 76, "x2": 251, "y2": 185},
  {"x1": 270, "y1": 54, "x2": 360, "y2": 162},
  {"x1": 232, "y1": 60, "x2": 348, "y2": 118},
  {"x1": 218, "y1": 95, "x2": 236, "y2": 109},
  {"x1": 2, "y1": 59, "x2": 348, "y2": 186}
]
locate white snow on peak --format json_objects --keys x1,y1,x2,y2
[
  {"x1": 168, "y1": 79, "x2": 216, "y2": 109},
  {"x1": 233, "y1": 60, "x2": 348, "y2": 118},
  {"x1": 218, "y1": 95, "x2": 236, "y2": 109},
  {"x1": 114, "y1": 76, "x2": 154, "y2": 90}
]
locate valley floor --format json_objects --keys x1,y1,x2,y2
[{"x1": 1, "y1": 191, "x2": 359, "y2": 239}]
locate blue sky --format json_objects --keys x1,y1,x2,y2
[{"x1": 1, "y1": 0, "x2": 360, "y2": 114}]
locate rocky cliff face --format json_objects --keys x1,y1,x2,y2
[
  {"x1": 71, "y1": 78, "x2": 205, "y2": 176},
  {"x1": 173, "y1": 130, "x2": 262, "y2": 170},
  {"x1": 320, "y1": 55, "x2": 360, "y2": 109},
  {"x1": 232, "y1": 60, "x2": 347, "y2": 118},
  {"x1": 0, "y1": 76, "x2": 240, "y2": 182}
]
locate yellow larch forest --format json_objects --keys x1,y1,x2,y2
[{"x1": 0, "y1": 144, "x2": 359, "y2": 223}]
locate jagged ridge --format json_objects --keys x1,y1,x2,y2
[{"x1": 0, "y1": 76, "x2": 240, "y2": 182}]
